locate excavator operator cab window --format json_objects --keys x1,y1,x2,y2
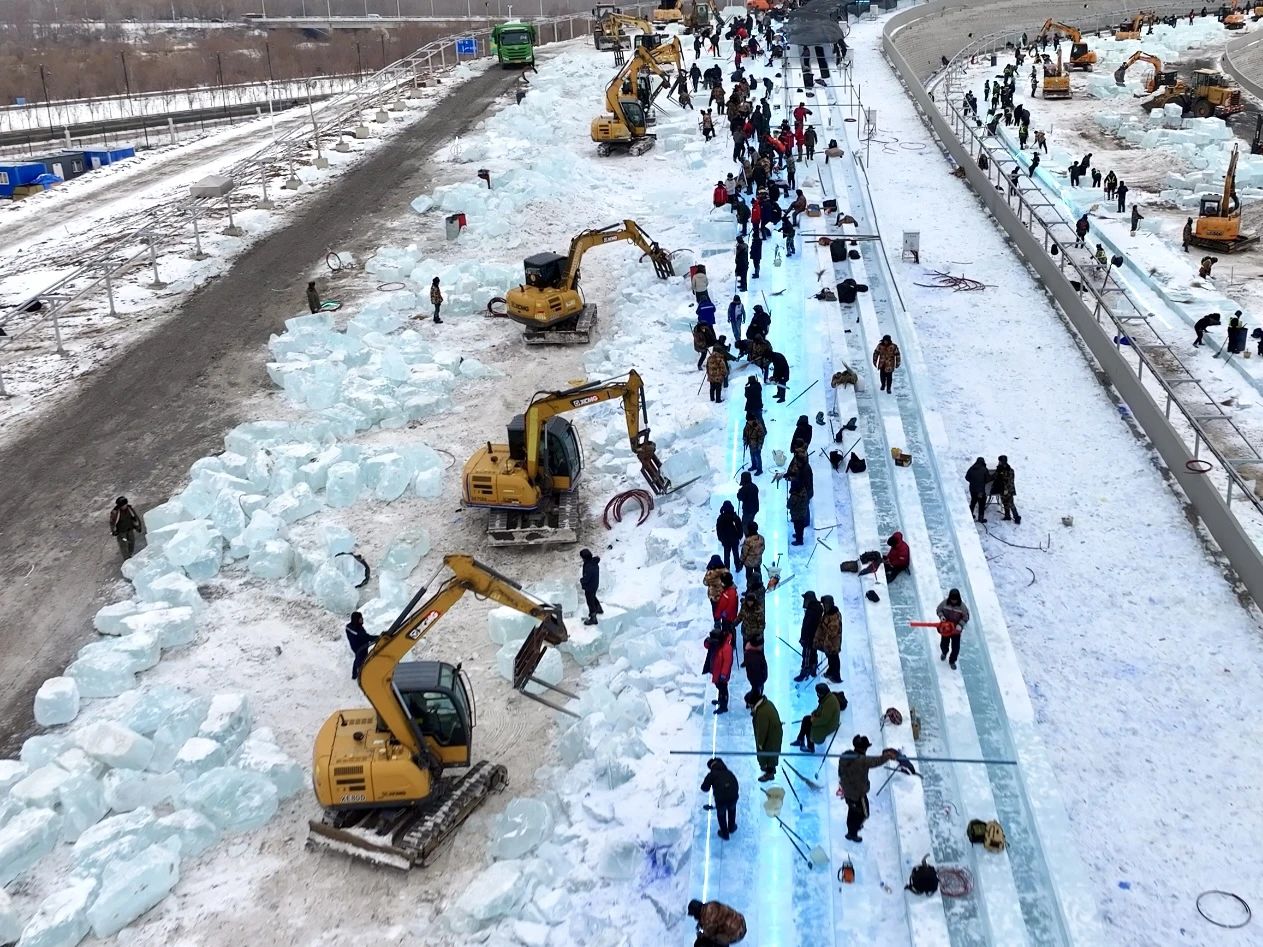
[
  {"x1": 634, "y1": 34, "x2": 661, "y2": 50},
  {"x1": 394, "y1": 662, "x2": 471, "y2": 749},
  {"x1": 1071, "y1": 42, "x2": 1088, "y2": 59},
  {"x1": 543, "y1": 417, "x2": 582, "y2": 487},
  {"x1": 523, "y1": 252, "x2": 566, "y2": 290},
  {"x1": 636, "y1": 75, "x2": 654, "y2": 107},
  {"x1": 1200, "y1": 196, "x2": 1224, "y2": 217},
  {"x1": 622, "y1": 99, "x2": 647, "y2": 132}
]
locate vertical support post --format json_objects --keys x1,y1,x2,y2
[
  {"x1": 191, "y1": 212, "x2": 207, "y2": 259},
  {"x1": 51, "y1": 307, "x2": 65, "y2": 356},
  {"x1": 147, "y1": 239, "x2": 167, "y2": 289},
  {"x1": 105, "y1": 269, "x2": 117, "y2": 317}
]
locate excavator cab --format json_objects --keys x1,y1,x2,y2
[
  {"x1": 506, "y1": 414, "x2": 583, "y2": 492},
  {"x1": 393, "y1": 661, "x2": 473, "y2": 767},
  {"x1": 524, "y1": 252, "x2": 568, "y2": 290}
]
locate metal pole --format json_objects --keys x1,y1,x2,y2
[
  {"x1": 307, "y1": 83, "x2": 327, "y2": 166},
  {"x1": 40, "y1": 65, "x2": 54, "y2": 133},
  {"x1": 51, "y1": 308, "x2": 65, "y2": 355},
  {"x1": 147, "y1": 239, "x2": 166, "y2": 288},
  {"x1": 105, "y1": 269, "x2": 117, "y2": 317},
  {"x1": 261, "y1": 0, "x2": 267, "y2": 14},
  {"x1": 265, "y1": 81, "x2": 276, "y2": 139},
  {"x1": 192, "y1": 212, "x2": 206, "y2": 258}
]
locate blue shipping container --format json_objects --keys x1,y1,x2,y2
[
  {"x1": 83, "y1": 145, "x2": 136, "y2": 168},
  {"x1": 0, "y1": 162, "x2": 47, "y2": 197}
]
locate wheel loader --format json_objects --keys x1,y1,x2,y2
[{"x1": 307, "y1": 555, "x2": 570, "y2": 869}]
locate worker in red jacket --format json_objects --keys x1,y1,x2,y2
[
  {"x1": 715, "y1": 573, "x2": 739, "y2": 629},
  {"x1": 705, "y1": 627, "x2": 734, "y2": 714},
  {"x1": 883, "y1": 531, "x2": 910, "y2": 583},
  {"x1": 713, "y1": 180, "x2": 729, "y2": 208},
  {"x1": 793, "y1": 102, "x2": 812, "y2": 130}
]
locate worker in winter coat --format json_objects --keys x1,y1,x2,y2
[
  {"x1": 936, "y1": 587, "x2": 970, "y2": 669},
  {"x1": 815, "y1": 594, "x2": 842, "y2": 683},
  {"x1": 693, "y1": 321, "x2": 718, "y2": 371},
  {"x1": 579, "y1": 548, "x2": 602, "y2": 625},
  {"x1": 744, "y1": 636, "x2": 768, "y2": 697},
  {"x1": 734, "y1": 198, "x2": 751, "y2": 238},
  {"x1": 1074, "y1": 214, "x2": 1089, "y2": 248},
  {"x1": 306, "y1": 280, "x2": 321, "y2": 314},
  {"x1": 1116, "y1": 180, "x2": 1129, "y2": 213},
  {"x1": 705, "y1": 627, "x2": 734, "y2": 713},
  {"x1": 795, "y1": 591, "x2": 823, "y2": 681},
  {"x1": 744, "y1": 375, "x2": 763, "y2": 417},
  {"x1": 804, "y1": 125, "x2": 818, "y2": 160},
  {"x1": 838, "y1": 735, "x2": 897, "y2": 842},
  {"x1": 965, "y1": 457, "x2": 992, "y2": 522},
  {"x1": 744, "y1": 690, "x2": 782, "y2": 782},
  {"x1": 787, "y1": 447, "x2": 814, "y2": 501},
  {"x1": 688, "y1": 898, "x2": 747, "y2": 945},
  {"x1": 715, "y1": 573, "x2": 739, "y2": 634},
  {"x1": 429, "y1": 277, "x2": 444, "y2": 323},
  {"x1": 705, "y1": 347, "x2": 730, "y2": 403},
  {"x1": 689, "y1": 62, "x2": 702, "y2": 91},
  {"x1": 883, "y1": 531, "x2": 911, "y2": 582},
  {"x1": 109, "y1": 496, "x2": 146, "y2": 559},
  {"x1": 741, "y1": 522, "x2": 766, "y2": 589},
  {"x1": 345, "y1": 611, "x2": 378, "y2": 679},
  {"x1": 728, "y1": 295, "x2": 746, "y2": 341},
  {"x1": 743, "y1": 411, "x2": 766, "y2": 476},
  {"x1": 704, "y1": 554, "x2": 729, "y2": 616},
  {"x1": 747, "y1": 304, "x2": 771, "y2": 341},
  {"x1": 699, "y1": 759, "x2": 740, "y2": 840},
  {"x1": 991, "y1": 455, "x2": 1021, "y2": 524},
  {"x1": 1194, "y1": 311, "x2": 1222, "y2": 346},
  {"x1": 734, "y1": 237, "x2": 749, "y2": 292},
  {"x1": 872, "y1": 335, "x2": 901, "y2": 394},
  {"x1": 716, "y1": 501, "x2": 744, "y2": 571},
  {"x1": 713, "y1": 180, "x2": 729, "y2": 207},
  {"x1": 791, "y1": 682, "x2": 841, "y2": 752},
  {"x1": 768, "y1": 351, "x2": 789, "y2": 402},
  {"x1": 737, "y1": 472, "x2": 759, "y2": 533},
  {"x1": 1183, "y1": 217, "x2": 1194, "y2": 252},
  {"x1": 790, "y1": 414, "x2": 813, "y2": 452},
  {"x1": 1131, "y1": 204, "x2": 1144, "y2": 235},
  {"x1": 1200, "y1": 255, "x2": 1219, "y2": 279},
  {"x1": 692, "y1": 265, "x2": 711, "y2": 303},
  {"x1": 792, "y1": 101, "x2": 812, "y2": 129},
  {"x1": 788, "y1": 486, "x2": 810, "y2": 546},
  {"x1": 737, "y1": 587, "x2": 766, "y2": 650}
]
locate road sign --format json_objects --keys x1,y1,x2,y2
[{"x1": 456, "y1": 37, "x2": 477, "y2": 56}]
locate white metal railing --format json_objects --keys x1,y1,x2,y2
[{"x1": 0, "y1": 10, "x2": 610, "y2": 397}]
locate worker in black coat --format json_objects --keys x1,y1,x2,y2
[
  {"x1": 794, "y1": 591, "x2": 823, "y2": 681},
  {"x1": 580, "y1": 548, "x2": 603, "y2": 625},
  {"x1": 744, "y1": 376, "x2": 763, "y2": 418},
  {"x1": 1194, "y1": 312, "x2": 1221, "y2": 346},
  {"x1": 768, "y1": 351, "x2": 789, "y2": 402},
  {"x1": 734, "y1": 238, "x2": 749, "y2": 292},
  {"x1": 790, "y1": 415, "x2": 813, "y2": 452},
  {"x1": 748, "y1": 304, "x2": 771, "y2": 340},
  {"x1": 716, "y1": 500, "x2": 744, "y2": 571},
  {"x1": 345, "y1": 612, "x2": 378, "y2": 679},
  {"x1": 700, "y1": 757, "x2": 740, "y2": 839},
  {"x1": 965, "y1": 457, "x2": 991, "y2": 522}
]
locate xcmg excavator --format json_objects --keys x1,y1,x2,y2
[
  {"x1": 1189, "y1": 143, "x2": 1258, "y2": 253},
  {"x1": 1114, "y1": 14, "x2": 1143, "y2": 40},
  {"x1": 686, "y1": 0, "x2": 721, "y2": 32},
  {"x1": 463, "y1": 371, "x2": 672, "y2": 544},
  {"x1": 1116, "y1": 54, "x2": 1243, "y2": 119},
  {"x1": 1039, "y1": 19, "x2": 1097, "y2": 70},
  {"x1": 494, "y1": 219, "x2": 673, "y2": 343},
  {"x1": 591, "y1": 46, "x2": 674, "y2": 156},
  {"x1": 308, "y1": 555, "x2": 569, "y2": 869}
]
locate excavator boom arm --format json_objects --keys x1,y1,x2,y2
[
  {"x1": 1114, "y1": 51, "x2": 1163, "y2": 86},
  {"x1": 1224, "y1": 144, "x2": 1240, "y2": 213},
  {"x1": 522, "y1": 370, "x2": 671, "y2": 493},
  {"x1": 358, "y1": 555, "x2": 567, "y2": 757},
  {"x1": 604, "y1": 46, "x2": 671, "y2": 117},
  {"x1": 1040, "y1": 18, "x2": 1083, "y2": 41}
]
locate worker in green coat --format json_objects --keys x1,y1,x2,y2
[
  {"x1": 745, "y1": 690, "x2": 782, "y2": 782},
  {"x1": 790, "y1": 683, "x2": 840, "y2": 752}
]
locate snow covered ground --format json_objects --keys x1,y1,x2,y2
[
  {"x1": 0, "y1": 60, "x2": 485, "y2": 445},
  {"x1": 3, "y1": 7, "x2": 1263, "y2": 946}
]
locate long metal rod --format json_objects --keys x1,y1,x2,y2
[{"x1": 669, "y1": 749, "x2": 1016, "y2": 764}]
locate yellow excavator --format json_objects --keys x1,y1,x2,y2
[
  {"x1": 463, "y1": 371, "x2": 672, "y2": 544},
  {"x1": 1113, "y1": 51, "x2": 1181, "y2": 94},
  {"x1": 1224, "y1": 0, "x2": 1247, "y2": 29},
  {"x1": 647, "y1": 34, "x2": 685, "y2": 72},
  {"x1": 686, "y1": 0, "x2": 720, "y2": 32},
  {"x1": 1114, "y1": 14, "x2": 1143, "y2": 40},
  {"x1": 494, "y1": 220, "x2": 673, "y2": 344},
  {"x1": 591, "y1": 46, "x2": 674, "y2": 155},
  {"x1": 1190, "y1": 144, "x2": 1258, "y2": 253},
  {"x1": 594, "y1": 10, "x2": 662, "y2": 50},
  {"x1": 651, "y1": 0, "x2": 685, "y2": 25},
  {"x1": 1039, "y1": 19, "x2": 1097, "y2": 70},
  {"x1": 308, "y1": 555, "x2": 570, "y2": 869},
  {"x1": 1041, "y1": 48, "x2": 1072, "y2": 99}
]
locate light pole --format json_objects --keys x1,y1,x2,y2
[
  {"x1": 307, "y1": 81, "x2": 328, "y2": 168},
  {"x1": 39, "y1": 65, "x2": 53, "y2": 134},
  {"x1": 265, "y1": 80, "x2": 276, "y2": 139}
]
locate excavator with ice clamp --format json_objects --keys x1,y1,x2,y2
[
  {"x1": 491, "y1": 219, "x2": 673, "y2": 344},
  {"x1": 591, "y1": 45, "x2": 675, "y2": 156},
  {"x1": 1039, "y1": 19, "x2": 1097, "y2": 70},
  {"x1": 307, "y1": 554, "x2": 570, "y2": 870},
  {"x1": 462, "y1": 370, "x2": 673, "y2": 545}
]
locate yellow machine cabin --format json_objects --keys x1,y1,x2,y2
[
  {"x1": 463, "y1": 370, "x2": 671, "y2": 545},
  {"x1": 1042, "y1": 48, "x2": 1072, "y2": 99},
  {"x1": 308, "y1": 555, "x2": 569, "y2": 868},
  {"x1": 651, "y1": 0, "x2": 685, "y2": 24}
]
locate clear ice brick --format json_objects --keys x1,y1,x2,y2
[
  {"x1": 180, "y1": 767, "x2": 278, "y2": 834},
  {"x1": 197, "y1": 694, "x2": 252, "y2": 754},
  {"x1": 74, "y1": 722, "x2": 154, "y2": 770},
  {"x1": 489, "y1": 798, "x2": 554, "y2": 860},
  {"x1": 0, "y1": 808, "x2": 61, "y2": 885},
  {"x1": 33, "y1": 677, "x2": 80, "y2": 726},
  {"x1": 86, "y1": 843, "x2": 180, "y2": 938},
  {"x1": 14, "y1": 877, "x2": 97, "y2": 947}
]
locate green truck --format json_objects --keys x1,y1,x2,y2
[{"x1": 492, "y1": 21, "x2": 537, "y2": 67}]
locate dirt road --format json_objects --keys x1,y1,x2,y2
[{"x1": 0, "y1": 65, "x2": 520, "y2": 755}]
